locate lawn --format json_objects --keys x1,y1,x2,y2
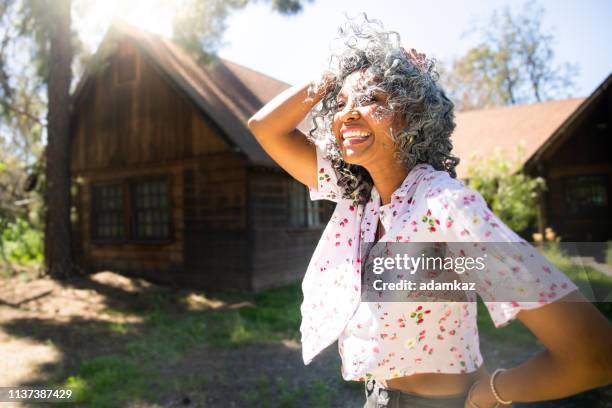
[{"x1": 0, "y1": 245, "x2": 609, "y2": 407}]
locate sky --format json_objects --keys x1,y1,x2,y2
[{"x1": 75, "y1": 0, "x2": 612, "y2": 98}]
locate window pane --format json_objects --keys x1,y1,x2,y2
[
  {"x1": 133, "y1": 179, "x2": 171, "y2": 240},
  {"x1": 308, "y1": 200, "x2": 321, "y2": 227},
  {"x1": 565, "y1": 175, "x2": 608, "y2": 215},
  {"x1": 92, "y1": 184, "x2": 124, "y2": 240}
]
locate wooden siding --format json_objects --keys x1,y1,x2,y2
[
  {"x1": 537, "y1": 92, "x2": 612, "y2": 241},
  {"x1": 182, "y1": 153, "x2": 249, "y2": 290},
  {"x1": 70, "y1": 39, "x2": 250, "y2": 287},
  {"x1": 71, "y1": 39, "x2": 229, "y2": 173},
  {"x1": 248, "y1": 169, "x2": 326, "y2": 292},
  {"x1": 72, "y1": 163, "x2": 185, "y2": 284}
]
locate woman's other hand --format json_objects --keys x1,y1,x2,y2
[{"x1": 465, "y1": 377, "x2": 510, "y2": 408}]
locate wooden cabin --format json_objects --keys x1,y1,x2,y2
[
  {"x1": 71, "y1": 22, "x2": 610, "y2": 291},
  {"x1": 453, "y1": 74, "x2": 611, "y2": 242},
  {"x1": 70, "y1": 22, "x2": 333, "y2": 292},
  {"x1": 523, "y1": 75, "x2": 611, "y2": 242}
]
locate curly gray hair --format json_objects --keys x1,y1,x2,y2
[{"x1": 307, "y1": 14, "x2": 460, "y2": 205}]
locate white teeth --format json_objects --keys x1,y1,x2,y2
[{"x1": 343, "y1": 131, "x2": 371, "y2": 139}]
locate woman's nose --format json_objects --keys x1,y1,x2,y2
[{"x1": 340, "y1": 102, "x2": 360, "y2": 122}]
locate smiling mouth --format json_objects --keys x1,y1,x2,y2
[{"x1": 341, "y1": 131, "x2": 372, "y2": 146}]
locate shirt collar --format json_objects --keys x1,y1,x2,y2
[{"x1": 370, "y1": 163, "x2": 433, "y2": 203}]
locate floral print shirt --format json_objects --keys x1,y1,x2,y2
[{"x1": 301, "y1": 144, "x2": 578, "y2": 382}]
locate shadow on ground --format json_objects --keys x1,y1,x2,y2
[{"x1": 0, "y1": 271, "x2": 610, "y2": 407}]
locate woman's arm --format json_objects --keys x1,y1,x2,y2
[
  {"x1": 468, "y1": 290, "x2": 612, "y2": 407},
  {"x1": 247, "y1": 79, "x2": 329, "y2": 189},
  {"x1": 420, "y1": 177, "x2": 612, "y2": 407}
]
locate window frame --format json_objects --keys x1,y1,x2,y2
[
  {"x1": 287, "y1": 179, "x2": 330, "y2": 229},
  {"x1": 129, "y1": 175, "x2": 174, "y2": 244},
  {"x1": 564, "y1": 174, "x2": 609, "y2": 216},
  {"x1": 90, "y1": 182, "x2": 127, "y2": 243},
  {"x1": 90, "y1": 175, "x2": 173, "y2": 245}
]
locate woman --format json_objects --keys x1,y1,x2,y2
[{"x1": 247, "y1": 15, "x2": 612, "y2": 408}]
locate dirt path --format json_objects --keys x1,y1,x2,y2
[{"x1": 0, "y1": 272, "x2": 610, "y2": 407}]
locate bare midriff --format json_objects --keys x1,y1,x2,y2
[{"x1": 382, "y1": 364, "x2": 489, "y2": 397}]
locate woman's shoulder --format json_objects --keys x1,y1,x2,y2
[
  {"x1": 416, "y1": 166, "x2": 472, "y2": 200},
  {"x1": 413, "y1": 167, "x2": 492, "y2": 223}
]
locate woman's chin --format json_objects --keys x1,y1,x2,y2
[
  {"x1": 341, "y1": 144, "x2": 373, "y2": 164},
  {"x1": 343, "y1": 152, "x2": 370, "y2": 166}
]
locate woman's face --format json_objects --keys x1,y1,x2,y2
[{"x1": 331, "y1": 70, "x2": 401, "y2": 168}]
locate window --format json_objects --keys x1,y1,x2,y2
[
  {"x1": 92, "y1": 183, "x2": 125, "y2": 240},
  {"x1": 91, "y1": 177, "x2": 171, "y2": 243},
  {"x1": 288, "y1": 180, "x2": 331, "y2": 228},
  {"x1": 132, "y1": 180, "x2": 170, "y2": 240},
  {"x1": 565, "y1": 175, "x2": 608, "y2": 215}
]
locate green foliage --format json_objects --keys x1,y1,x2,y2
[
  {"x1": 0, "y1": 217, "x2": 44, "y2": 269},
  {"x1": 442, "y1": 0, "x2": 579, "y2": 110},
  {"x1": 171, "y1": 0, "x2": 309, "y2": 63},
  {"x1": 466, "y1": 144, "x2": 545, "y2": 236},
  {"x1": 269, "y1": 0, "x2": 312, "y2": 14}
]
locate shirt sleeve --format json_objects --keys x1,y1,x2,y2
[
  {"x1": 427, "y1": 174, "x2": 579, "y2": 328},
  {"x1": 309, "y1": 143, "x2": 343, "y2": 203}
]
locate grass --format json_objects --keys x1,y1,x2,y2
[
  {"x1": 64, "y1": 356, "x2": 146, "y2": 407},
  {"x1": 476, "y1": 243, "x2": 612, "y2": 345},
  {"x1": 241, "y1": 376, "x2": 335, "y2": 408},
  {"x1": 46, "y1": 282, "x2": 305, "y2": 407},
  {"x1": 540, "y1": 242, "x2": 612, "y2": 318},
  {"x1": 44, "y1": 249, "x2": 610, "y2": 407}
]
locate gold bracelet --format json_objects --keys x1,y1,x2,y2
[{"x1": 490, "y1": 368, "x2": 513, "y2": 405}]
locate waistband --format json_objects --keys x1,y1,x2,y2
[{"x1": 365, "y1": 379, "x2": 469, "y2": 408}]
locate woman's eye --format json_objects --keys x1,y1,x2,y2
[
  {"x1": 336, "y1": 101, "x2": 346, "y2": 109},
  {"x1": 360, "y1": 95, "x2": 376, "y2": 104}
]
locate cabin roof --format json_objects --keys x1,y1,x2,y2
[
  {"x1": 73, "y1": 20, "x2": 292, "y2": 167},
  {"x1": 452, "y1": 98, "x2": 585, "y2": 178},
  {"x1": 453, "y1": 72, "x2": 611, "y2": 178},
  {"x1": 73, "y1": 21, "x2": 610, "y2": 176}
]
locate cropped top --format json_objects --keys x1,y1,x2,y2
[{"x1": 300, "y1": 143, "x2": 578, "y2": 382}]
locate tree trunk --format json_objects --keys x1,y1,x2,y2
[{"x1": 44, "y1": 0, "x2": 73, "y2": 279}]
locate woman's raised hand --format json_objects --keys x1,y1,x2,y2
[
  {"x1": 308, "y1": 71, "x2": 337, "y2": 102},
  {"x1": 247, "y1": 77, "x2": 326, "y2": 190},
  {"x1": 402, "y1": 47, "x2": 428, "y2": 71}
]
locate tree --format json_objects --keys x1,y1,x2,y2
[
  {"x1": 43, "y1": 0, "x2": 73, "y2": 279},
  {"x1": 3, "y1": 0, "x2": 311, "y2": 279},
  {"x1": 442, "y1": 0, "x2": 579, "y2": 111},
  {"x1": 171, "y1": 0, "x2": 311, "y2": 62},
  {"x1": 465, "y1": 144, "x2": 546, "y2": 236}
]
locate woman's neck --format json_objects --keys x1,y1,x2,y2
[{"x1": 367, "y1": 161, "x2": 410, "y2": 205}]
